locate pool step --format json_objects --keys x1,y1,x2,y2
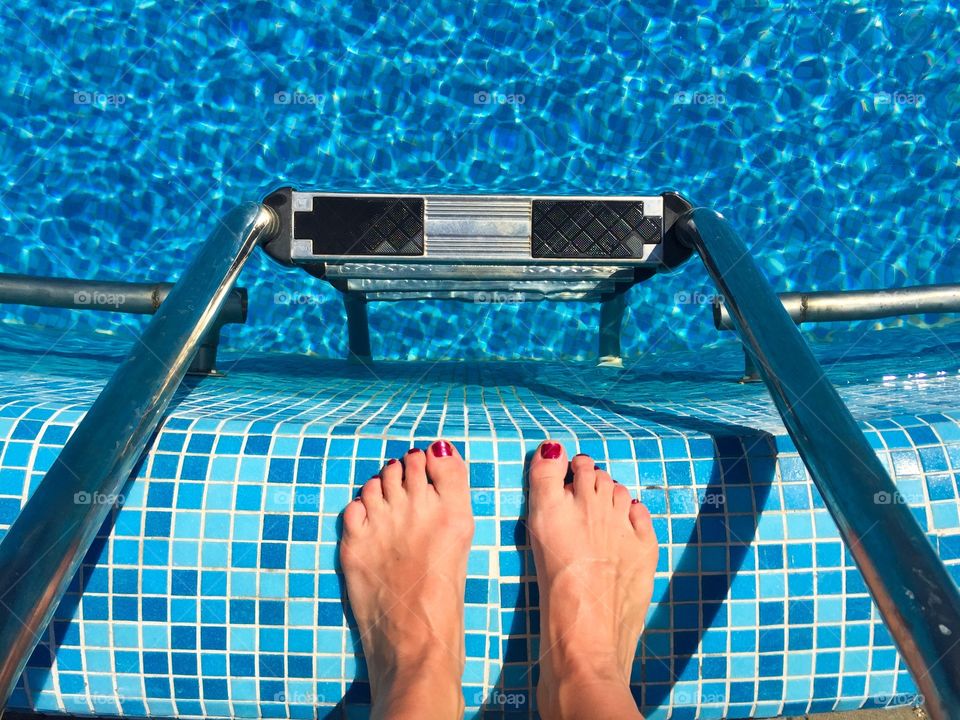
[{"x1": 261, "y1": 187, "x2": 694, "y2": 361}]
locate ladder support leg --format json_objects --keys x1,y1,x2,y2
[
  {"x1": 599, "y1": 291, "x2": 627, "y2": 367},
  {"x1": 344, "y1": 292, "x2": 372, "y2": 360}
]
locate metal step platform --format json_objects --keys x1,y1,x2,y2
[{"x1": 261, "y1": 187, "x2": 695, "y2": 362}]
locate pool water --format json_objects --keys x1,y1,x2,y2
[{"x1": 1, "y1": 1, "x2": 958, "y2": 360}]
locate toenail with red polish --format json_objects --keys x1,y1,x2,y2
[
  {"x1": 353, "y1": 497, "x2": 361, "y2": 502},
  {"x1": 631, "y1": 499, "x2": 640, "y2": 504},
  {"x1": 594, "y1": 464, "x2": 600, "y2": 470},
  {"x1": 540, "y1": 442, "x2": 562, "y2": 459},
  {"x1": 432, "y1": 440, "x2": 453, "y2": 457},
  {"x1": 387, "y1": 458, "x2": 398, "y2": 465},
  {"x1": 407, "y1": 448, "x2": 421, "y2": 455}
]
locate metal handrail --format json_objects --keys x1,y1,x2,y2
[
  {"x1": 0, "y1": 274, "x2": 249, "y2": 374},
  {"x1": 0, "y1": 203, "x2": 278, "y2": 706},
  {"x1": 713, "y1": 283, "x2": 960, "y2": 330},
  {"x1": 677, "y1": 208, "x2": 960, "y2": 719},
  {"x1": 712, "y1": 284, "x2": 960, "y2": 382}
]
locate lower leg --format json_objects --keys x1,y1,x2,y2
[{"x1": 527, "y1": 443, "x2": 658, "y2": 720}]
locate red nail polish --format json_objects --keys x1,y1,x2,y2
[
  {"x1": 631, "y1": 499, "x2": 640, "y2": 504},
  {"x1": 387, "y1": 458, "x2": 398, "y2": 465},
  {"x1": 432, "y1": 440, "x2": 453, "y2": 457},
  {"x1": 353, "y1": 497, "x2": 361, "y2": 502},
  {"x1": 540, "y1": 442, "x2": 562, "y2": 459},
  {"x1": 594, "y1": 464, "x2": 600, "y2": 470},
  {"x1": 575, "y1": 453, "x2": 588, "y2": 458},
  {"x1": 407, "y1": 448, "x2": 421, "y2": 455}
]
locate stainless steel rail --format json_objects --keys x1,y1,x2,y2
[
  {"x1": 0, "y1": 274, "x2": 249, "y2": 374},
  {"x1": 0, "y1": 202, "x2": 278, "y2": 706},
  {"x1": 0, "y1": 274, "x2": 246, "y2": 320},
  {"x1": 677, "y1": 208, "x2": 960, "y2": 719},
  {"x1": 714, "y1": 283, "x2": 960, "y2": 330}
]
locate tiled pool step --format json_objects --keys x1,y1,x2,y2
[{"x1": 0, "y1": 327, "x2": 957, "y2": 719}]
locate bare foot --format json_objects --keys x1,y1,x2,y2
[
  {"x1": 527, "y1": 441, "x2": 657, "y2": 720},
  {"x1": 340, "y1": 441, "x2": 474, "y2": 720}
]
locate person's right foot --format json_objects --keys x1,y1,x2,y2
[{"x1": 527, "y1": 441, "x2": 658, "y2": 720}]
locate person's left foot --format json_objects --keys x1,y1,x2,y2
[{"x1": 340, "y1": 441, "x2": 474, "y2": 719}]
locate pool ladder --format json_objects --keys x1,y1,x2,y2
[{"x1": 0, "y1": 198, "x2": 958, "y2": 717}]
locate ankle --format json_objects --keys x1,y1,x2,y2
[
  {"x1": 371, "y1": 656, "x2": 464, "y2": 718},
  {"x1": 537, "y1": 669, "x2": 636, "y2": 720}
]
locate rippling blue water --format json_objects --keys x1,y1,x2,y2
[{"x1": 0, "y1": 1, "x2": 958, "y2": 360}]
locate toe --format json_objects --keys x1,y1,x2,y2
[
  {"x1": 360, "y1": 476, "x2": 386, "y2": 512},
  {"x1": 403, "y1": 448, "x2": 428, "y2": 495},
  {"x1": 594, "y1": 465, "x2": 615, "y2": 502},
  {"x1": 343, "y1": 496, "x2": 367, "y2": 533},
  {"x1": 613, "y1": 482, "x2": 632, "y2": 510},
  {"x1": 629, "y1": 499, "x2": 654, "y2": 536},
  {"x1": 570, "y1": 454, "x2": 597, "y2": 497},
  {"x1": 425, "y1": 440, "x2": 469, "y2": 499},
  {"x1": 527, "y1": 440, "x2": 568, "y2": 502},
  {"x1": 380, "y1": 459, "x2": 404, "y2": 502}
]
